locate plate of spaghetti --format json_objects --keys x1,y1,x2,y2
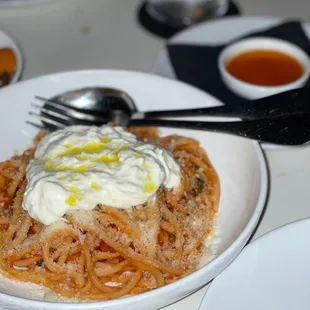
[{"x1": 0, "y1": 70, "x2": 268, "y2": 310}]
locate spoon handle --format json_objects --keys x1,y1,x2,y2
[
  {"x1": 137, "y1": 88, "x2": 310, "y2": 120},
  {"x1": 129, "y1": 114, "x2": 310, "y2": 145}
]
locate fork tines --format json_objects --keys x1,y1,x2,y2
[{"x1": 27, "y1": 96, "x2": 108, "y2": 130}]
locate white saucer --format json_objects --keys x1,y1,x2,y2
[
  {"x1": 153, "y1": 16, "x2": 310, "y2": 150},
  {"x1": 199, "y1": 218, "x2": 310, "y2": 310}
]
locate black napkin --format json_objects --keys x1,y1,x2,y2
[{"x1": 167, "y1": 21, "x2": 310, "y2": 104}]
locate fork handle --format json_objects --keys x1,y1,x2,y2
[
  {"x1": 136, "y1": 88, "x2": 310, "y2": 120},
  {"x1": 129, "y1": 114, "x2": 310, "y2": 146}
]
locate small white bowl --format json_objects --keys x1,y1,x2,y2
[
  {"x1": 218, "y1": 37, "x2": 310, "y2": 100},
  {"x1": 0, "y1": 28, "x2": 23, "y2": 85}
]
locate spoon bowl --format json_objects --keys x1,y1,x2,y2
[
  {"x1": 42, "y1": 87, "x2": 138, "y2": 130},
  {"x1": 49, "y1": 87, "x2": 137, "y2": 114}
]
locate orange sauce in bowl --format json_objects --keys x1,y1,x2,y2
[
  {"x1": 0, "y1": 48, "x2": 16, "y2": 74},
  {"x1": 226, "y1": 50, "x2": 304, "y2": 86}
]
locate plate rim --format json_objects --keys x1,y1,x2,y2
[{"x1": 0, "y1": 69, "x2": 269, "y2": 308}]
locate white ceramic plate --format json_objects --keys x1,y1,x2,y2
[
  {"x1": 0, "y1": 70, "x2": 268, "y2": 310},
  {"x1": 0, "y1": 28, "x2": 23, "y2": 84},
  {"x1": 199, "y1": 217, "x2": 310, "y2": 310},
  {"x1": 153, "y1": 16, "x2": 310, "y2": 150}
]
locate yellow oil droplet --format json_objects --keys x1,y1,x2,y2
[
  {"x1": 117, "y1": 144, "x2": 128, "y2": 152},
  {"x1": 64, "y1": 143, "x2": 72, "y2": 148},
  {"x1": 100, "y1": 137, "x2": 109, "y2": 143},
  {"x1": 69, "y1": 185, "x2": 80, "y2": 193},
  {"x1": 76, "y1": 154, "x2": 89, "y2": 160},
  {"x1": 144, "y1": 182, "x2": 156, "y2": 193},
  {"x1": 58, "y1": 147, "x2": 80, "y2": 157},
  {"x1": 143, "y1": 162, "x2": 152, "y2": 181},
  {"x1": 83, "y1": 143, "x2": 106, "y2": 153},
  {"x1": 147, "y1": 172, "x2": 152, "y2": 181},
  {"x1": 68, "y1": 185, "x2": 82, "y2": 201},
  {"x1": 91, "y1": 182, "x2": 101, "y2": 190},
  {"x1": 143, "y1": 161, "x2": 151, "y2": 168},
  {"x1": 58, "y1": 174, "x2": 68, "y2": 180},
  {"x1": 73, "y1": 164, "x2": 92, "y2": 172},
  {"x1": 47, "y1": 163, "x2": 92, "y2": 173},
  {"x1": 65, "y1": 195, "x2": 76, "y2": 207},
  {"x1": 91, "y1": 154, "x2": 119, "y2": 164},
  {"x1": 69, "y1": 174, "x2": 81, "y2": 181},
  {"x1": 90, "y1": 145, "x2": 127, "y2": 164},
  {"x1": 57, "y1": 142, "x2": 107, "y2": 157},
  {"x1": 44, "y1": 160, "x2": 55, "y2": 170},
  {"x1": 56, "y1": 165, "x2": 72, "y2": 172}
]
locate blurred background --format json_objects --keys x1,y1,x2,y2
[{"x1": 0, "y1": 0, "x2": 308, "y2": 80}]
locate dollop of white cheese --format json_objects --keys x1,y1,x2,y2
[{"x1": 22, "y1": 125, "x2": 180, "y2": 225}]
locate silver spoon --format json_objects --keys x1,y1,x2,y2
[{"x1": 50, "y1": 87, "x2": 138, "y2": 116}]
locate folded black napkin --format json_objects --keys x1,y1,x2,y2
[{"x1": 167, "y1": 21, "x2": 310, "y2": 104}]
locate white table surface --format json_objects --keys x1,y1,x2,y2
[{"x1": 0, "y1": 0, "x2": 310, "y2": 309}]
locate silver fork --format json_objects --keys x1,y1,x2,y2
[{"x1": 27, "y1": 96, "x2": 310, "y2": 146}]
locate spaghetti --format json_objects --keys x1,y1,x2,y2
[{"x1": 0, "y1": 127, "x2": 220, "y2": 301}]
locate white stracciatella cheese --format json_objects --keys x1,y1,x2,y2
[{"x1": 22, "y1": 125, "x2": 180, "y2": 225}]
